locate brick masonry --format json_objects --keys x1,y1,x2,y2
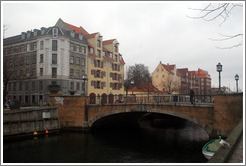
[{"x1": 50, "y1": 93, "x2": 243, "y2": 137}]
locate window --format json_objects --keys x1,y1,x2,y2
[
  {"x1": 103, "y1": 51, "x2": 106, "y2": 57},
  {"x1": 52, "y1": 54, "x2": 57, "y2": 64},
  {"x1": 70, "y1": 43, "x2": 74, "y2": 50},
  {"x1": 32, "y1": 82, "x2": 35, "y2": 91},
  {"x1": 53, "y1": 28, "x2": 58, "y2": 37},
  {"x1": 157, "y1": 69, "x2": 159, "y2": 72},
  {"x1": 40, "y1": 54, "x2": 43, "y2": 63},
  {"x1": 39, "y1": 81, "x2": 43, "y2": 90},
  {"x1": 70, "y1": 69, "x2": 74, "y2": 76},
  {"x1": 82, "y1": 46, "x2": 86, "y2": 54},
  {"x1": 109, "y1": 52, "x2": 113, "y2": 58},
  {"x1": 81, "y1": 58, "x2": 85, "y2": 66},
  {"x1": 161, "y1": 68, "x2": 164, "y2": 71},
  {"x1": 32, "y1": 54, "x2": 36, "y2": 64},
  {"x1": 26, "y1": 56, "x2": 29, "y2": 65},
  {"x1": 70, "y1": 56, "x2": 74, "y2": 64},
  {"x1": 114, "y1": 45, "x2": 117, "y2": 52},
  {"x1": 162, "y1": 75, "x2": 165, "y2": 78},
  {"x1": 40, "y1": 68, "x2": 43, "y2": 76},
  {"x1": 114, "y1": 55, "x2": 117, "y2": 62},
  {"x1": 97, "y1": 40, "x2": 101, "y2": 47},
  {"x1": 52, "y1": 40, "x2": 57, "y2": 51},
  {"x1": 13, "y1": 82, "x2": 16, "y2": 91},
  {"x1": 31, "y1": 69, "x2": 36, "y2": 76},
  {"x1": 21, "y1": 45, "x2": 25, "y2": 52},
  {"x1": 76, "y1": 45, "x2": 79, "y2": 52},
  {"x1": 79, "y1": 34, "x2": 83, "y2": 40},
  {"x1": 76, "y1": 70, "x2": 79, "y2": 78},
  {"x1": 97, "y1": 50, "x2": 101, "y2": 58},
  {"x1": 40, "y1": 41, "x2": 44, "y2": 50},
  {"x1": 19, "y1": 82, "x2": 22, "y2": 91},
  {"x1": 90, "y1": 47, "x2": 94, "y2": 54},
  {"x1": 20, "y1": 57, "x2": 24, "y2": 66},
  {"x1": 70, "y1": 82, "x2": 74, "y2": 90},
  {"x1": 25, "y1": 82, "x2": 29, "y2": 91},
  {"x1": 76, "y1": 82, "x2": 80, "y2": 91},
  {"x1": 33, "y1": 42, "x2": 37, "y2": 50},
  {"x1": 76, "y1": 57, "x2": 80, "y2": 65},
  {"x1": 52, "y1": 68, "x2": 57, "y2": 78},
  {"x1": 156, "y1": 75, "x2": 158, "y2": 78},
  {"x1": 26, "y1": 69, "x2": 30, "y2": 77}
]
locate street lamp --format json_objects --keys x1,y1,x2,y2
[
  {"x1": 216, "y1": 62, "x2": 222, "y2": 91},
  {"x1": 82, "y1": 75, "x2": 88, "y2": 95},
  {"x1": 131, "y1": 80, "x2": 134, "y2": 95},
  {"x1": 235, "y1": 74, "x2": 239, "y2": 93}
]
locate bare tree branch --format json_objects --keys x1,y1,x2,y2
[
  {"x1": 188, "y1": 3, "x2": 242, "y2": 26},
  {"x1": 188, "y1": 3, "x2": 243, "y2": 49}
]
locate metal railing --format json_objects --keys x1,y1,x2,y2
[{"x1": 85, "y1": 94, "x2": 214, "y2": 105}]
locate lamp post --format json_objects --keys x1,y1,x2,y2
[
  {"x1": 82, "y1": 75, "x2": 88, "y2": 95},
  {"x1": 131, "y1": 80, "x2": 134, "y2": 95},
  {"x1": 216, "y1": 63, "x2": 222, "y2": 91},
  {"x1": 235, "y1": 74, "x2": 239, "y2": 93}
]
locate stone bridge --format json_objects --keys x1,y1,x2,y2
[{"x1": 49, "y1": 93, "x2": 243, "y2": 138}]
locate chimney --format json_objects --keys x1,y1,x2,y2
[
  {"x1": 160, "y1": 61, "x2": 162, "y2": 64},
  {"x1": 167, "y1": 63, "x2": 169, "y2": 66}
]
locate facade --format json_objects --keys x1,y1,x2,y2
[
  {"x1": 152, "y1": 61, "x2": 181, "y2": 94},
  {"x1": 152, "y1": 62, "x2": 212, "y2": 95},
  {"x1": 3, "y1": 26, "x2": 88, "y2": 105},
  {"x1": 3, "y1": 18, "x2": 125, "y2": 106},
  {"x1": 177, "y1": 68, "x2": 211, "y2": 95},
  {"x1": 55, "y1": 19, "x2": 125, "y2": 104}
]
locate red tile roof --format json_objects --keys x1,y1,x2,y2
[
  {"x1": 103, "y1": 39, "x2": 116, "y2": 44},
  {"x1": 87, "y1": 32, "x2": 99, "y2": 38},
  {"x1": 65, "y1": 22, "x2": 88, "y2": 36},
  {"x1": 161, "y1": 64, "x2": 174, "y2": 74}
]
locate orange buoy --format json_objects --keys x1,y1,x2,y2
[{"x1": 45, "y1": 129, "x2": 48, "y2": 135}]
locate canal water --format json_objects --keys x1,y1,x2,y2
[{"x1": 3, "y1": 115, "x2": 209, "y2": 163}]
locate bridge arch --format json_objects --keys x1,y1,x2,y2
[{"x1": 88, "y1": 108, "x2": 212, "y2": 135}]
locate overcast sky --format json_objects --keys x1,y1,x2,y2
[{"x1": 2, "y1": 1, "x2": 244, "y2": 92}]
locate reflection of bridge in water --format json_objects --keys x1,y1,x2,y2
[{"x1": 50, "y1": 93, "x2": 243, "y2": 138}]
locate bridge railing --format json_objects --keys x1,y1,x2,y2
[{"x1": 85, "y1": 94, "x2": 214, "y2": 105}]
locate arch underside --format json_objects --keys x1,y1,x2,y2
[{"x1": 88, "y1": 109, "x2": 213, "y2": 136}]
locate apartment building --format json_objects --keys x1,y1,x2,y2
[
  {"x1": 177, "y1": 68, "x2": 211, "y2": 95},
  {"x1": 3, "y1": 25, "x2": 88, "y2": 105},
  {"x1": 55, "y1": 19, "x2": 125, "y2": 104}
]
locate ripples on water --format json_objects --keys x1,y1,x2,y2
[{"x1": 3, "y1": 114, "x2": 209, "y2": 163}]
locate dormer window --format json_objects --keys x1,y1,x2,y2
[
  {"x1": 114, "y1": 45, "x2": 117, "y2": 52},
  {"x1": 52, "y1": 28, "x2": 58, "y2": 38},
  {"x1": 70, "y1": 30, "x2": 75, "y2": 38},
  {"x1": 41, "y1": 27, "x2": 46, "y2": 35},
  {"x1": 21, "y1": 32, "x2": 25, "y2": 40},
  {"x1": 109, "y1": 52, "x2": 113, "y2": 58},
  {"x1": 27, "y1": 31, "x2": 31, "y2": 38},
  {"x1": 119, "y1": 55, "x2": 122, "y2": 61},
  {"x1": 103, "y1": 51, "x2": 106, "y2": 57},
  {"x1": 79, "y1": 33, "x2": 83, "y2": 40},
  {"x1": 34, "y1": 29, "x2": 38, "y2": 37}
]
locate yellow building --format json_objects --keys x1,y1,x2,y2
[
  {"x1": 56, "y1": 19, "x2": 125, "y2": 103},
  {"x1": 152, "y1": 61, "x2": 181, "y2": 94}
]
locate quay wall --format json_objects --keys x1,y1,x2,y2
[{"x1": 3, "y1": 106, "x2": 60, "y2": 137}]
